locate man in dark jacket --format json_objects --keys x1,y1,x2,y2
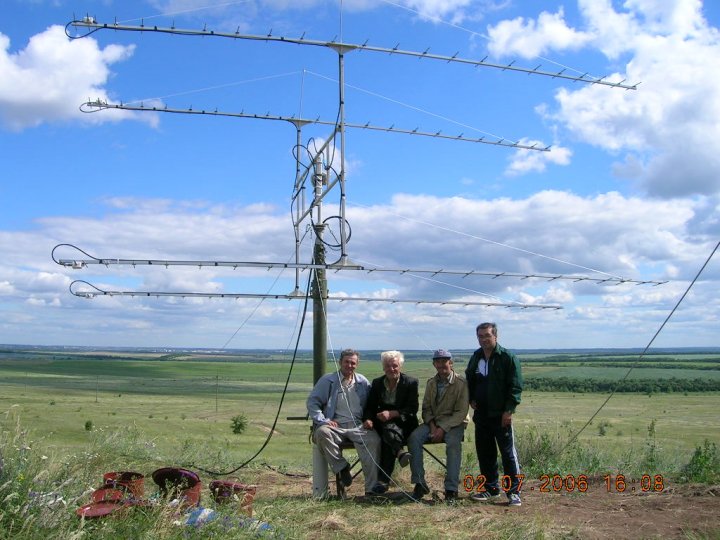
[
  {"x1": 363, "y1": 350, "x2": 419, "y2": 490},
  {"x1": 465, "y1": 322, "x2": 523, "y2": 506}
]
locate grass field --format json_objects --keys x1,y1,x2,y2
[
  {"x1": 1, "y1": 348, "x2": 719, "y2": 539},
  {"x1": 1, "y1": 350, "x2": 718, "y2": 468}
]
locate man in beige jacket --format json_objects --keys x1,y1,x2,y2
[{"x1": 407, "y1": 349, "x2": 469, "y2": 502}]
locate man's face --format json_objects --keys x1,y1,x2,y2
[
  {"x1": 383, "y1": 358, "x2": 402, "y2": 381},
  {"x1": 340, "y1": 354, "x2": 359, "y2": 378},
  {"x1": 433, "y1": 358, "x2": 453, "y2": 378},
  {"x1": 477, "y1": 327, "x2": 497, "y2": 350}
]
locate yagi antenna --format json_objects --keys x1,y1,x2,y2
[
  {"x1": 67, "y1": 20, "x2": 640, "y2": 90},
  {"x1": 52, "y1": 244, "x2": 667, "y2": 287},
  {"x1": 67, "y1": 280, "x2": 562, "y2": 310},
  {"x1": 80, "y1": 100, "x2": 550, "y2": 151}
]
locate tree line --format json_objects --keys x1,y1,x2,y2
[{"x1": 524, "y1": 376, "x2": 720, "y2": 393}]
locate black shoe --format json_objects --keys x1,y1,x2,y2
[
  {"x1": 470, "y1": 491, "x2": 500, "y2": 502},
  {"x1": 444, "y1": 490, "x2": 458, "y2": 502},
  {"x1": 413, "y1": 483, "x2": 430, "y2": 499},
  {"x1": 398, "y1": 451, "x2": 411, "y2": 468},
  {"x1": 369, "y1": 483, "x2": 388, "y2": 495},
  {"x1": 338, "y1": 465, "x2": 353, "y2": 488}
]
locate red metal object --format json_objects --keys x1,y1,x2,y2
[
  {"x1": 91, "y1": 486, "x2": 127, "y2": 503},
  {"x1": 152, "y1": 467, "x2": 202, "y2": 508},
  {"x1": 209, "y1": 480, "x2": 256, "y2": 516},
  {"x1": 76, "y1": 501, "x2": 129, "y2": 519},
  {"x1": 102, "y1": 471, "x2": 145, "y2": 497}
]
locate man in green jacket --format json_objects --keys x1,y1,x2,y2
[{"x1": 465, "y1": 322, "x2": 523, "y2": 506}]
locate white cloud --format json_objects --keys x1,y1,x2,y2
[
  {"x1": 0, "y1": 281, "x2": 16, "y2": 295},
  {"x1": 0, "y1": 26, "x2": 154, "y2": 130},
  {"x1": 505, "y1": 140, "x2": 571, "y2": 176},
  {"x1": 577, "y1": 0, "x2": 640, "y2": 59},
  {"x1": 620, "y1": 0, "x2": 707, "y2": 38},
  {"x1": 403, "y1": 0, "x2": 474, "y2": 22},
  {"x1": 512, "y1": 0, "x2": 720, "y2": 198},
  {"x1": 348, "y1": 191, "x2": 708, "y2": 290},
  {"x1": 486, "y1": 7, "x2": 592, "y2": 58},
  {"x1": 517, "y1": 286, "x2": 574, "y2": 306}
]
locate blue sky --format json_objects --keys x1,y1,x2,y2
[{"x1": 1, "y1": 0, "x2": 719, "y2": 352}]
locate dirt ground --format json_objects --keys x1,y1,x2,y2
[
  {"x1": 252, "y1": 468, "x2": 720, "y2": 539},
  {"x1": 508, "y1": 478, "x2": 720, "y2": 539}
]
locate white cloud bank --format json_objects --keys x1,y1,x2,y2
[
  {"x1": 0, "y1": 25, "x2": 154, "y2": 130},
  {"x1": 1, "y1": 193, "x2": 717, "y2": 349}
]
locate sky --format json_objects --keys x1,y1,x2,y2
[{"x1": 0, "y1": 0, "x2": 719, "y2": 353}]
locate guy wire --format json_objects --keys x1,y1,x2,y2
[
  {"x1": 560, "y1": 239, "x2": 720, "y2": 453},
  {"x1": 189, "y1": 265, "x2": 315, "y2": 476}
]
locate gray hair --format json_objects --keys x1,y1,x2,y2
[{"x1": 380, "y1": 350, "x2": 405, "y2": 367}]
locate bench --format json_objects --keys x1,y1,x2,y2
[{"x1": 313, "y1": 440, "x2": 450, "y2": 498}]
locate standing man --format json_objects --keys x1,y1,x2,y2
[
  {"x1": 407, "y1": 349, "x2": 468, "y2": 502},
  {"x1": 466, "y1": 322, "x2": 523, "y2": 506},
  {"x1": 363, "y1": 350, "x2": 419, "y2": 490},
  {"x1": 307, "y1": 348, "x2": 382, "y2": 496}
]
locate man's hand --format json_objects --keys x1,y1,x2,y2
[
  {"x1": 327, "y1": 420, "x2": 339, "y2": 428},
  {"x1": 362, "y1": 419, "x2": 373, "y2": 429},
  {"x1": 501, "y1": 412, "x2": 512, "y2": 428},
  {"x1": 376, "y1": 410, "x2": 396, "y2": 423},
  {"x1": 430, "y1": 426, "x2": 445, "y2": 443}
]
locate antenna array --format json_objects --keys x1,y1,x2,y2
[{"x1": 55, "y1": 16, "x2": 656, "y2": 320}]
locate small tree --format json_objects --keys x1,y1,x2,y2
[{"x1": 231, "y1": 414, "x2": 248, "y2": 435}]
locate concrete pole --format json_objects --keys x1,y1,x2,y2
[{"x1": 312, "y1": 223, "x2": 328, "y2": 385}]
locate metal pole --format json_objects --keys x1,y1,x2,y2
[
  {"x1": 338, "y1": 49, "x2": 349, "y2": 264},
  {"x1": 293, "y1": 125, "x2": 303, "y2": 294}
]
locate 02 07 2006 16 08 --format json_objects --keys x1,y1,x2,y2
[{"x1": 463, "y1": 473, "x2": 666, "y2": 494}]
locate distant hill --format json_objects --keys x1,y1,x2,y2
[{"x1": 2, "y1": 344, "x2": 719, "y2": 356}]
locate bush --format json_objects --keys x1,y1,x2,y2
[
  {"x1": 231, "y1": 414, "x2": 248, "y2": 435},
  {"x1": 84, "y1": 420, "x2": 93, "y2": 431},
  {"x1": 682, "y1": 439, "x2": 720, "y2": 483}
]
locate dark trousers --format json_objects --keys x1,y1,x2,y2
[
  {"x1": 473, "y1": 414, "x2": 522, "y2": 495},
  {"x1": 377, "y1": 421, "x2": 405, "y2": 484}
]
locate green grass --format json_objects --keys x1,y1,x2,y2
[
  {"x1": 1, "y1": 350, "x2": 718, "y2": 460},
  {"x1": 1, "y1": 348, "x2": 718, "y2": 539},
  {"x1": 1, "y1": 355, "x2": 718, "y2": 472},
  {"x1": 2, "y1": 400, "x2": 719, "y2": 540}
]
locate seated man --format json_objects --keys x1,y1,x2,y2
[
  {"x1": 363, "y1": 350, "x2": 419, "y2": 489},
  {"x1": 408, "y1": 349, "x2": 469, "y2": 502},
  {"x1": 307, "y1": 348, "x2": 381, "y2": 496}
]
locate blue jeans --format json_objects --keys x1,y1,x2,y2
[{"x1": 408, "y1": 423, "x2": 465, "y2": 492}]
